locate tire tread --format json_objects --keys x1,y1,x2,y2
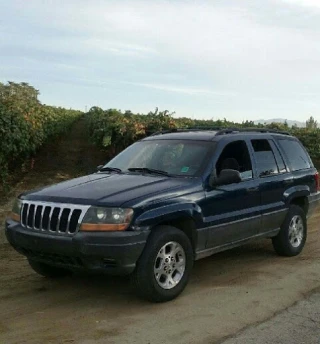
[
  {"x1": 272, "y1": 205, "x2": 307, "y2": 257},
  {"x1": 132, "y1": 226, "x2": 193, "y2": 302}
]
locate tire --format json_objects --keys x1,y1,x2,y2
[
  {"x1": 132, "y1": 226, "x2": 194, "y2": 302},
  {"x1": 272, "y1": 205, "x2": 307, "y2": 257},
  {"x1": 28, "y1": 259, "x2": 72, "y2": 278}
]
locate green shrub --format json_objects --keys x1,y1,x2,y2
[
  {"x1": 0, "y1": 81, "x2": 82, "y2": 187},
  {"x1": 86, "y1": 107, "x2": 320, "y2": 164}
]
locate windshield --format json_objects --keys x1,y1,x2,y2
[{"x1": 103, "y1": 139, "x2": 215, "y2": 177}]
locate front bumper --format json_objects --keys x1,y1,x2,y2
[{"x1": 5, "y1": 219, "x2": 149, "y2": 275}]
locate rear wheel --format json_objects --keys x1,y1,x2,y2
[
  {"x1": 272, "y1": 205, "x2": 307, "y2": 257},
  {"x1": 28, "y1": 260, "x2": 72, "y2": 278},
  {"x1": 132, "y1": 226, "x2": 193, "y2": 302}
]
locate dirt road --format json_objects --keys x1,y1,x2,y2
[
  {"x1": 1, "y1": 216, "x2": 319, "y2": 344},
  {"x1": 222, "y1": 291, "x2": 320, "y2": 344},
  {"x1": 1, "y1": 120, "x2": 320, "y2": 344}
]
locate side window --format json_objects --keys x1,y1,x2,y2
[
  {"x1": 278, "y1": 139, "x2": 311, "y2": 171},
  {"x1": 251, "y1": 139, "x2": 279, "y2": 177},
  {"x1": 216, "y1": 140, "x2": 253, "y2": 180},
  {"x1": 269, "y1": 140, "x2": 287, "y2": 173}
]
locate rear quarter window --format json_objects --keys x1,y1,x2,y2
[{"x1": 277, "y1": 139, "x2": 311, "y2": 171}]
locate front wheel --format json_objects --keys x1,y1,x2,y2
[
  {"x1": 132, "y1": 226, "x2": 194, "y2": 302},
  {"x1": 272, "y1": 205, "x2": 307, "y2": 257}
]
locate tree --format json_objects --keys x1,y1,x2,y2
[
  {"x1": 306, "y1": 116, "x2": 317, "y2": 129},
  {"x1": 0, "y1": 81, "x2": 40, "y2": 105}
]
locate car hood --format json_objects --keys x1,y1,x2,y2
[{"x1": 21, "y1": 173, "x2": 198, "y2": 207}]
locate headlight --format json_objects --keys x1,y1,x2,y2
[
  {"x1": 80, "y1": 207, "x2": 133, "y2": 232},
  {"x1": 11, "y1": 199, "x2": 22, "y2": 222}
]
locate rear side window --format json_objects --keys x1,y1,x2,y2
[
  {"x1": 278, "y1": 139, "x2": 311, "y2": 171},
  {"x1": 251, "y1": 139, "x2": 279, "y2": 177}
]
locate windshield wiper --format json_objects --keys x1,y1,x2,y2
[
  {"x1": 99, "y1": 166, "x2": 122, "y2": 173},
  {"x1": 128, "y1": 167, "x2": 169, "y2": 176}
]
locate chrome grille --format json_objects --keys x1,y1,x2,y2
[{"x1": 20, "y1": 201, "x2": 90, "y2": 235}]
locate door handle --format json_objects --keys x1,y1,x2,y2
[
  {"x1": 284, "y1": 179, "x2": 294, "y2": 185},
  {"x1": 247, "y1": 187, "x2": 259, "y2": 192}
]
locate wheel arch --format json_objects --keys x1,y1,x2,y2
[
  {"x1": 284, "y1": 186, "x2": 310, "y2": 215},
  {"x1": 134, "y1": 203, "x2": 204, "y2": 253},
  {"x1": 290, "y1": 196, "x2": 309, "y2": 215},
  {"x1": 152, "y1": 217, "x2": 198, "y2": 254}
]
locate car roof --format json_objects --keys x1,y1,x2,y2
[{"x1": 142, "y1": 129, "x2": 293, "y2": 142}]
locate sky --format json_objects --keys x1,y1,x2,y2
[{"x1": 1, "y1": 0, "x2": 320, "y2": 122}]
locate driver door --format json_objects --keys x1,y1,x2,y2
[{"x1": 203, "y1": 139, "x2": 261, "y2": 248}]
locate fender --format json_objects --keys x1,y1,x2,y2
[
  {"x1": 133, "y1": 202, "x2": 203, "y2": 230},
  {"x1": 283, "y1": 185, "x2": 310, "y2": 205},
  {"x1": 132, "y1": 202, "x2": 205, "y2": 251}
]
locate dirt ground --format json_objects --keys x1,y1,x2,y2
[
  {"x1": 223, "y1": 291, "x2": 320, "y2": 344},
  {"x1": 1, "y1": 121, "x2": 320, "y2": 344}
]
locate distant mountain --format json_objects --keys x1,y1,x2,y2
[{"x1": 254, "y1": 118, "x2": 306, "y2": 128}]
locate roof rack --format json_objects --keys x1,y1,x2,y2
[
  {"x1": 149, "y1": 127, "x2": 220, "y2": 136},
  {"x1": 148, "y1": 127, "x2": 291, "y2": 137},
  {"x1": 215, "y1": 128, "x2": 290, "y2": 136}
]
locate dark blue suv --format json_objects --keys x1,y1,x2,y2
[{"x1": 5, "y1": 128, "x2": 320, "y2": 302}]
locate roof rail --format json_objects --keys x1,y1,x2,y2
[
  {"x1": 149, "y1": 127, "x2": 220, "y2": 136},
  {"x1": 150, "y1": 129, "x2": 188, "y2": 136},
  {"x1": 148, "y1": 127, "x2": 291, "y2": 137},
  {"x1": 215, "y1": 128, "x2": 291, "y2": 136}
]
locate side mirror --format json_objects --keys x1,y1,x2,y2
[
  {"x1": 97, "y1": 165, "x2": 104, "y2": 172},
  {"x1": 210, "y1": 169, "x2": 241, "y2": 187}
]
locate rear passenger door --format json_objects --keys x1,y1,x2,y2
[{"x1": 249, "y1": 138, "x2": 290, "y2": 234}]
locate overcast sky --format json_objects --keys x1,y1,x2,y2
[{"x1": 1, "y1": 0, "x2": 320, "y2": 121}]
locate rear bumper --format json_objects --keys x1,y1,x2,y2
[
  {"x1": 5, "y1": 219, "x2": 149, "y2": 275},
  {"x1": 308, "y1": 192, "x2": 320, "y2": 218}
]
